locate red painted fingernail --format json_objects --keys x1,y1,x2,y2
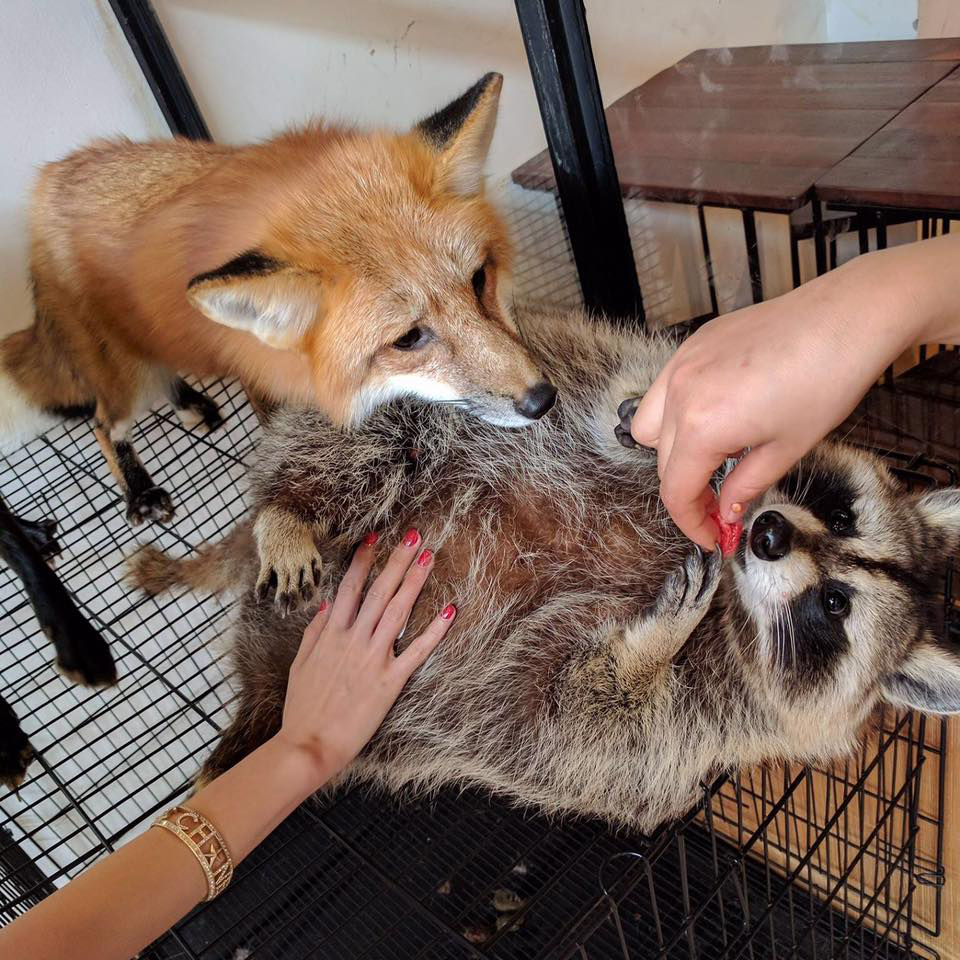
[
  {"x1": 363, "y1": 531, "x2": 379, "y2": 546},
  {"x1": 440, "y1": 604, "x2": 456, "y2": 620},
  {"x1": 403, "y1": 529, "x2": 419, "y2": 547},
  {"x1": 417, "y1": 548, "x2": 432, "y2": 567},
  {"x1": 317, "y1": 600, "x2": 329, "y2": 613}
]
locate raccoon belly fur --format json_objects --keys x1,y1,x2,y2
[{"x1": 140, "y1": 307, "x2": 849, "y2": 832}]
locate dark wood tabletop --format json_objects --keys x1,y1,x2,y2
[
  {"x1": 816, "y1": 66, "x2": 960, "y2": 212},
  {"x1": 512, "y1": 39, "x2": 960, "y2": 212}
]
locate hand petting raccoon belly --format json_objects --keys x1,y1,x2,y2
[{"x1": 128, "y1": 307, "x2": 960, "y2": 831}]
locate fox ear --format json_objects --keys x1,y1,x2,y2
[
  {"x1": 415, "y1": 72, "x2": 502, "y2": 196},
  {"x1": 187, "y1": 251, "x2": 321, "y2": 350},
  {"x1": 883, "y1": 640, "x2": 960, "y2": 714}
]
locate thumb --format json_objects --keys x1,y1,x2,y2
[
  {"x1": 718, "y1": 442, "x2": 802, "y2": 521},
  {"x1": 629, "y1": 375, "x2": 667, "y2": 446}
]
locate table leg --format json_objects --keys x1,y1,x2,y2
[
  {"x1": 697, "y1": 205, "x2": 719, "y2": 317},
  {"x1": 789, "y1": 233, "x2": 801, "y2": 289},
  {"x1": 857, "y1": 213, "x2": 870, "y2": 255},
  {"x1": 741, "y1": 209, "x2": 763, "y2": 304}
]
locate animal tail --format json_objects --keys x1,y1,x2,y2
[
  {"x1": 0, "y1": 322, "x2": 95, "y2": 451},
  {"x1": 125, "y1": 520, "x2": 255, "y2": 596}
]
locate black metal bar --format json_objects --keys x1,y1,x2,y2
[
  {"x1": 515, "y1": 0, "x2": 644, "y2": 323},
  {"x1": 857, "y1": 214, "x2": 869, "y2": 256},
  {"x1": 741, "y1": 209, "x2": 763, "y2": 303},
  {"x1": 108, "y1": 0, "x2": 210, "y2": 140},
  {"x1": 811, "y1": 200, "x2": 827, "y2": 275},
  {"x1": 789, "y1": 235, "x2": 801, "y2": 289},
  {"x1": 697, "y1": 205, "x2": 719, "y2": 316}
]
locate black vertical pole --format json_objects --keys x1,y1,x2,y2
[
  {"x1": 108, "y1": 0, "x2": 210, "y2": 140},
  {"x1": 515, "y1": 0, "x2": 644, "y2": 324}
]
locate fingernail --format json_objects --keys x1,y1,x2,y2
[
  {"x1": 730, "y1": 503, "x2": 743, "y2": 515},
  {"x1": 317, "y1": 599, "x2": 329, "y2": 613},
  {"x1": 363, "y1": 531, "x2": 379, "y2": 546},
  {"x1": 441, "y1": 603, "x2": 456, "y2": 620},
  {"x1": 417, "y1": 548, "x2": 432, "y2": 567},
  {"x1": 403, "y1": 528, "x2": 419, "y2": 547}
]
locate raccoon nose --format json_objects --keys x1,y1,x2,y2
[
  {"x1": 750, "y1": 510, "x2": 793, "y2": 561},
  {"x1": 514, "y1": 381, "x2": 557, "y2": 420}
]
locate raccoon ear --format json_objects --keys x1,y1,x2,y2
[
  {"x1": 915, "y1": 487, "x2": 960, "y2": 547},
  {"x1": 187, "y1": 251, "x2": 322, "y2": 350},
  {"x1": 415, "y1": 72, "x2": 502, "y2": 196},
  {"x1": 882, "y1": 641, "x2": 960, "y2": 714}
]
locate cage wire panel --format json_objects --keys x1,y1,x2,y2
[{"x1": 0, "y1": 180, "x2": 948, "y2": 959}]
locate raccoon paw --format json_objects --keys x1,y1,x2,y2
[
  {"x1": 652, "y1": 547, "x2": 723, "y2": 621},
  {"x1": 17, "y1": 516, "x2": 62, "y2": 561},
  {"x1": 253, "y1": 508, "x2": 322, "y2": 617},
  {"x1": 126, "y1": 486, "x2": 175, "y2": 526},
  {"x1": 614, "y1": 397, "x2": 639, "y2": 448}
]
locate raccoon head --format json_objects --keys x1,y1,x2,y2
[
  {"x1": 731, "y1": 441, "x2": 960, "y2": 731},
  {"x1": 185, "y1": 74, "x2": 553, "y2": 429}
]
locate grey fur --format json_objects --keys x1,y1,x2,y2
[{"x1": 129, "y1": 307, "x2": 960, "y2": 831}]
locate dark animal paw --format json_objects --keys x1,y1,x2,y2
[
  {"x1": 17, "y1": 516, "x2": 62, "y2": 561},
  {"x1": 0, "y1": 700, "x2": 35, "y2": 791},
  {"x1": 183, "y1": 396, "x2": 224, "y2": 433},
  {"x1": 615, "y1": 396, "x2": 640, "y2": 448},
  {"x1": 127, "y1": 486, "x2": 175, "y2": 526}
]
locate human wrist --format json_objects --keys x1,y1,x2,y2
[{"x1": 268, "y1": 730, "x2": 340, "y2": 793}]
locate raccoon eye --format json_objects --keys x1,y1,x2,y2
[
  {"x1": 829, "y1": 508, "x2": 854, "y2": 534},
  {"x1": 392, "y1": 326, "x2": 427, "y2": 351},
  {"x1": 822, "y1": 588, "x2": 849, "y2": 617},
  {"x1": 471, "y1": 266, "x2": 486, "y2": 300}
]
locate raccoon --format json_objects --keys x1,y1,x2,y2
[{"x1": 129, "y1": 307, "x2": 960, "y2": 831}]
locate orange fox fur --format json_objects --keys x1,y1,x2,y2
[{"x1": 1, "y1": 73, "x2": 551, "y2": 524}]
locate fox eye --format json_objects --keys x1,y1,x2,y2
[
  {"x1": 822, "y1": 587, "x2": 849, "y2": 617},
  {"x1": 471, "y1": 266, "x2": 486, "y2": 300},
  {"x1": 829, "y1": 508, "x2": 853, "y2": 534},
  {"x1": 392, "y1": 326, "x2": 427, "y2": 351}
]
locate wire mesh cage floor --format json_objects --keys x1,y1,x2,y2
[{"x1": 0, "y1": 366, "x2": 948, "y2": 960}]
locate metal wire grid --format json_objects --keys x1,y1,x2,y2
[{"x1": 0, "y1": 374, "x2": 942, "y2": 959}]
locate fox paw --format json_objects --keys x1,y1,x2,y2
[
  {"x1": 17, "y1": 516, "x2": 62, "y2": 561},
  {"x1": 0, "y1": 700, "x2": 35, "y2": 791},
  {"x1": 126, "y1": 486, "x2": 175, "y2": 526},
  {"x1": 177, "y1": 395, "x2": 224, "y2": 433},
  {"x1": 253, "y1": 507, "x2": 321, "y2": 617}
]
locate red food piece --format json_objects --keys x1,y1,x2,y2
[{"x1": 709, "y1": 510, "x2": 743, "y2": 557}]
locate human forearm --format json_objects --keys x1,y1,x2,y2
[
  {"x1": 0, "y1": 735, "x2": 324, "y2": 960},
  {"x1": 629, "y1": 230, "x2": 960, "y2": 547}
]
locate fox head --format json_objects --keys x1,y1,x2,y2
[{"x1": 186, "y1": 73, "x2": 555, "y2": 428}]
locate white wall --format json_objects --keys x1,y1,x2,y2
[
  {"x1": 0, "y1": 1, "x2": 166, "y2": 336},
  {"x1": 0, "y1": 1, "x2": 930, "y2": 337}
]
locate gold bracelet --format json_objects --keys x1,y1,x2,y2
[{"x1": 153, "y1": 805, "x2": 234, "y2": 900}]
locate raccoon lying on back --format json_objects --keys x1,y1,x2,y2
[{"x1": 130, "y1": 307, "x2": 960, "y2": 831}]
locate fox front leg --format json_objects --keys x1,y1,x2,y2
[
  {"x1": 253, "y1": 505, "x2": 324, "y2": 617},
  {"x1": 624, "y1": 547, "x2": 723, "y2": 664}
]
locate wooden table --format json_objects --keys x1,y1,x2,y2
[
  {"x1": 817, "y1": 67, "x2": 960, "y2": 228},
  {"x1": 512, "y1": 39, "x2": 960, "y2": 307}
]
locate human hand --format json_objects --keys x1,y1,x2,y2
[
  {"x1": 629, "y1": 261, "x2": 916, "y2": 549},
  {"x1": 276, "y1": 529, "x2": 455, "y2": 782}
]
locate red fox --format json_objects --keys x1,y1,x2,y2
[{"x1": 0, "y1": 73, "x2": 553, "y2": 524}]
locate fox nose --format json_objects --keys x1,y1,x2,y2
[
  {"x1": 750, "y1": 510, "x2": 793, "y2": 561},
  {"x1": 514, "y1": 381, "x2": 557, "y2": 420}
]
